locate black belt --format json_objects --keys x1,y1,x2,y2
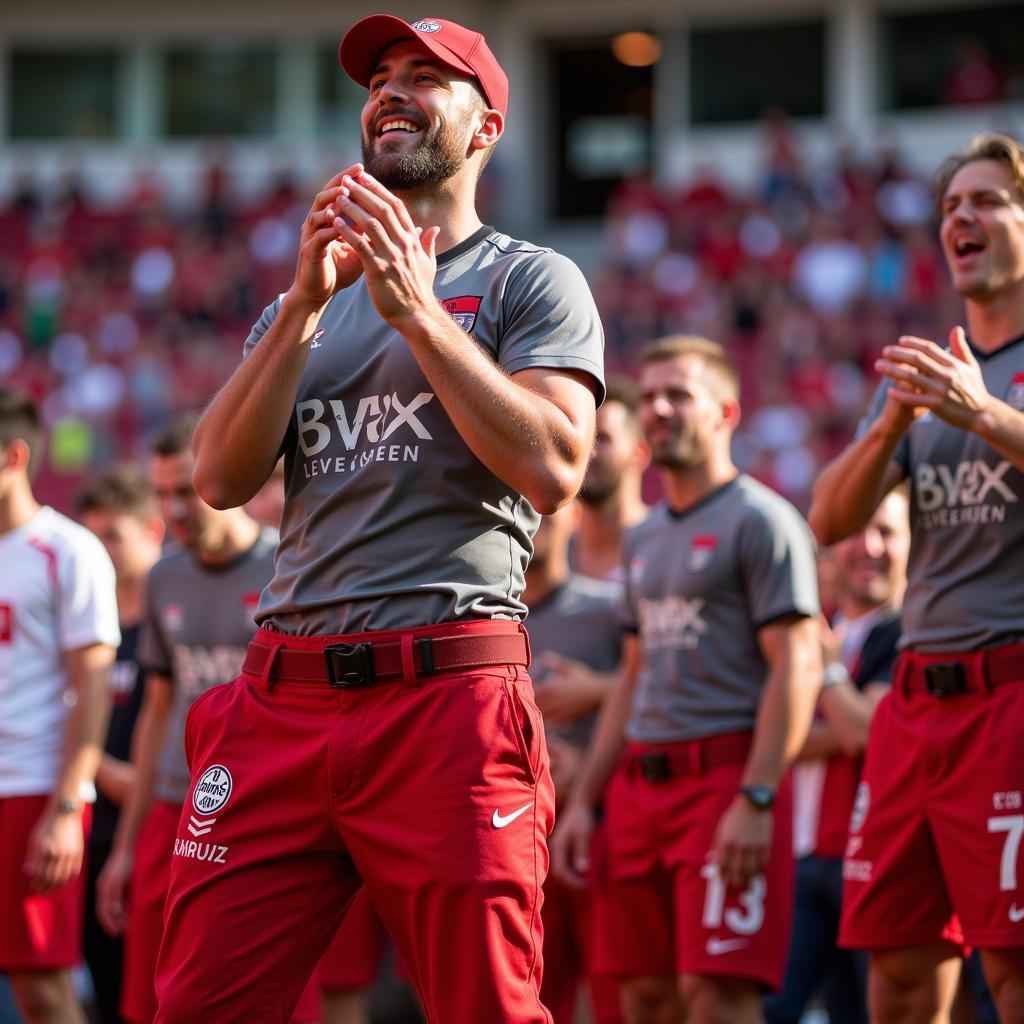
[
  {"x1": 627, "y1": 732, "x2": 752, "y2": 782},
  {"x1": 242, "y1": 628, "x2": 530, "y2": 689},
  {"x1": 896, "y1": 644, "x2": 1024, "y2": 698}
]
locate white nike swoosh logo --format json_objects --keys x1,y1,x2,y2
[
  {"x1": 313, "y1": 329, "x2": 325, "y2": 340},
  {"x1": 492, "y1": 802, "x2": 533, "y2": 829},
  {"x1": 706, "y1": 937, "x2": 748, "y2": 956},
  {"x1": 1010, "y1": 904, "x2": 1024, "y2": 923}
]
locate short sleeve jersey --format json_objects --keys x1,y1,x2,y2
[
  {"x1": 622, "y1": 475, "x2": 819, "y2": 743},
  {"x1": 526, "y1": 573, "x2": 623, "y2": 748},
  {"x1": 0, "y1": 506, "x2": 121, "y2": 797},
  {"x1": 858, "y1": 335, "x2": 1024, "y2": 650},
  {"x1": 138, "y1": 529, "x2": 277, "y2": 804},
  {"x1": 244, "y1": 227, "x2": 605, "y2": 635}
]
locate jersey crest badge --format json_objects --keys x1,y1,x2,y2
[
  {"x1": 688, "y1": 535, "x2": 717, "y2": 573},
  {"x1": 1006, "y1": 373, "x2": 1024, "y2": 412},
  {"x1": 442, "y1": 295, "x2": 482, "y2": 333},
  {"x1": 163, "y1": 603, "x2": 185, "y2": 633}
]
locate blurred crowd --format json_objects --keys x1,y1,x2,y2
[
  {"x1": 0, "y1": 115, "x2": 965, "y2": 512},
  {"x1": 596, "y1": 114, "x2": 963, "y2": 505}
]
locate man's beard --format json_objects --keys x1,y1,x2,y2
[
  {"x1": 362, "y1": 116, "x2": 466, "y2": 191},
  {"x1": 578, "y1": 468, "x2": 621, "y2": 506}
]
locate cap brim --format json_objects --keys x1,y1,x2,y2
[{"x1": 339, "y1": 15, "x2": 475, "y2": 88}]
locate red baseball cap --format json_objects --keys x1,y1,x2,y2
[{"x1": 339, "y1": 15, "x2": 508, "y2": 117}]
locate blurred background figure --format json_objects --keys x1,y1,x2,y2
[
  {"x1": 77, "y1": 464, "x2": 166, "y2": 1024},
  {"x1": 765, "y1": 487, "x2": 909, "y2": 1024},
  {"x1": 571, "y1": 375, "x2": 650, "y2": 583}
]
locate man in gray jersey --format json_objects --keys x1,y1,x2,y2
[
  {"x1": 553, "y1": 336, "x2": 820, "y2": 1024},
  {"x1": 155, "y1": 15, "x2": 602, "y2": 1024},
  {"x1": 92, "y1": 417, "x2": 306, "y2": 1024},
  {"x1": 525, "y1": 502, "x2": 623, "y2": 1024},
  {"x1": 809, "y1": 134, "x2": 1024, "y2": 1023}
]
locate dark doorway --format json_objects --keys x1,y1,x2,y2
[{"x1": 545, "y1": 36, "x2": 655, "y2": 219}]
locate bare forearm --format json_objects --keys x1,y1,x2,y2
[
  {"x1": 193, "y1": 293, "x2": 324, "y2": 509},
  {"x1": 53, "y1": 649, "x2": 114, "y2": 810},
  {"x1": 400, "y1": 308, "x2": 594, "y2": 513},
  {"x1": 744, "y1": 624, "x2": 821, "y2": 789},
  {"x1": 808, "y1": 422, "x2": 905, "y2": 545},
  {"x1": 798, "y1": 720, "x2": 843, "y2": 760},
  {"x1": 112, "y1": 686, "x2": 171, "y2": 855},
  {"x1": 974, "y1": 399, "x2": 1024, "y2": 473},
  {"x1": 570, "y1": 650, "x2": 639, "y2": 808},
  {"x1": 96, "y1": 755, "x2": 135, "y2": 806},
  {"x1": 819, "y1": 682, "x2": 888, "y2": 757}
]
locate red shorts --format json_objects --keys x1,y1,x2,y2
[
  {"x1": 122, "y1": 800, "x2": 179, "y2": 1024},
  {"x1": 123, "y1": 800, "x2": 322, "y2": 1024},
  {"x1": 0, "y1": 794, "x2": 91, "y2": 971},
  {"x1": 593, "y1": 735, "x2": 794, "y2": 990},
  {"x1": 153, "y1": 621, "x2": 555, "y2": 1024},
  {"x1": 542, "y1": 871, "x2": 623, "y2": 1024},
  {"x1": 840, "y1": 649, "x2": 1024, "y2": 952},
  {"x1": 315, "y1": 888, "x2": 388, "y2": 991}
]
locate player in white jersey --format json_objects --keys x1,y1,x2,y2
[{"x1": 0, "y1": 389, "x2": 120, "y2": 1023}]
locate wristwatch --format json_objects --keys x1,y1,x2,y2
[
  {"x1": 822, "y1": 661, "x2": 851, "y2": 689},
  {"x1": 739, "y1": 784, "x2": 776, "y2": 810}
]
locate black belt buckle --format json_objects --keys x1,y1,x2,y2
[
  {"x1": 325, "y1": 642, "x2": 375, "y2": 688},
  {"x1": 925, "y1": 662, "x2": 968, "y2": 698},
  {"x1": 639, "y1": 752, "x2": 671, "y2": 782}
]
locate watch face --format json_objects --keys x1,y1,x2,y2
[{"x1": 742, "y1": 785, "x2": 775, "y2": 809}]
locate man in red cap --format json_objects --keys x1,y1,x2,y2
[{"x1": 152, "y1": 13, "x2": 604, "y2": 1024}]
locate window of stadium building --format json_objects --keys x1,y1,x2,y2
[
  {"x1": 880, "y1": 3, "x2": 1024, "y2": 110},
  {"x1": 9, "y1": 50, "x2": 120, "y2": 139},
  {"x1": 315, "y1": 46, "x2": 364, "y2": 141},
  {"x1": 163, "y1": 45, "x2": 276, "y2": 137},
  {"x1": 688, "y1": 20, "x2": 825, "y2": 124}
]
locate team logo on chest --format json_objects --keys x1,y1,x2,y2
[
  {"x1": 441, "y1": 295, "x2": 482, "y2": 333},
  {"x1": 1006, "y1": 373, "x2": 1024, "y2": 412},
  {"x1": 163, "y1": 603, "x2": 185, "y2": 633},
  {"x1": 688, "y1": 535, "x2": 718, "y2": 573}
]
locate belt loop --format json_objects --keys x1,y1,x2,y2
[
  {"x1": 894, "y1": 653, "x2": 910, "y2": 698},
  {"x1": 975, "y1": 651, "x2": 992, "y2": 695},
  {"x1": 259, "y1": 641, "x2": 284, "y2": 694},
  {"x1": 518, "y1": 622, "x2": 532, "y2": 669},
  {"x1": 400, "y1": 633, "x2": 417, "y2": 686}
]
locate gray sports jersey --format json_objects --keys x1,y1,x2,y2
[
  {"x1": 527, "y1": 573, "x2": 623, "y2": 747},
  {"x1": 622, "y1": 475, "x2": 819, "y2": 742},
  {"x1": 858, "y1": 336, "x2": 1024, "y2": 651},
  {"x1": 244, "y1": 227, "x2": 605, "y2": 635},
  {"x1": 138, "y1": 529, "x2": 277, "y2": 804}
]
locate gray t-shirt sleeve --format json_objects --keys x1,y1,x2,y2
[
  {"x1": 497, "y1": 252, "x2": 606, "y2": 403},
  {"x1": 737, "y1": 504, "x2": 820, "y2": 629},
  {"x1": 855, "y1": 379, "x2": 910, "y2": 479},
  {"x1": 242, "y1": 295, "x2": 285, "y2": 360}
]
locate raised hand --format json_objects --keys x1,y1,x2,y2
[
  {"x1": 287, "y1": 164, "x2": 367, "y2": 310},
  {"x1": 331, "y1": 171, "x2": 442, "y2": 329},
  {"x1": 877, "y1": 326, "x2": 992, "y2": 431}
]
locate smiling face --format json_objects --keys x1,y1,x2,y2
[
  {"x1": 360, "y1": 40, "x2": 488, "y2": 191},
  {"x1": 940, "y1": 158, "x2": 1024, "y2": 301},
  {"x1": 638, "y1": 355, "x2": 736, "y2": 471}
]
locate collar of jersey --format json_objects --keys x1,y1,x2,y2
[
  {"x1": 665, "y1": 474, "x2": 740, "y2": 520},
  {"x1": 968, "y1": 331, "x2": 1024, "y2": 362},
  {"x1": 436, "y1": 224, "x2": 494, "y2": 268}
]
